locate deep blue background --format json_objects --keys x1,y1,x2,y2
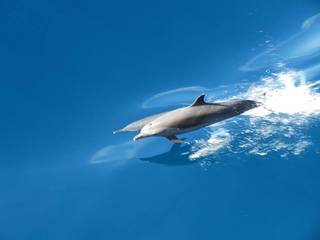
[{"x1": 1, "y1": 0, "x2": 320, "y2": 239}]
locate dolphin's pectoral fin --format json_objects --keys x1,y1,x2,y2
[{"x1": 166, "y1": 135, "x2": 184, "y2": 144}]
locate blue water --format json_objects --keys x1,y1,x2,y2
[{"x1": 1, "y1": 0, "x2": 320, "y2": 239}]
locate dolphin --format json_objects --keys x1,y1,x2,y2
[{"x1": 114, "y1": 94, "x2": 260, "y2": 144}]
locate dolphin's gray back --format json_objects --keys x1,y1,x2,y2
[
  {"x1": 151, "y1": 100, "x2": 254, "y2": 133},
  {"x1": 153, "y1": 105, "x2": 226, "y2": 130}
]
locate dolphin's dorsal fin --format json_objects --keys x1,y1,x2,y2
[{"x1": 190, "y1": 94, "x2": 206, "y2": 106}]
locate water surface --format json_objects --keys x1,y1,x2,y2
[{"x1": 1, "y1": 0, "x2": 320, "y2": 239}]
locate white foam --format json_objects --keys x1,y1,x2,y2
[
  {"x1": 246, "y1": 71, "x2": 320, "y2": 116},
  {"x1": 189, "y1": 129, "x2": 231, "y2": 160},
  {"x1": 190, "y1": 70, "x2": 319, "y2": 163}
]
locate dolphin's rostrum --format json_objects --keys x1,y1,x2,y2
[{"x1": 114, "y1": 95, "x2": 259, "y2": 144}]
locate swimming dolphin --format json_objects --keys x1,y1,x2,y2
[{"x1": 114, "y1": 95, "x2": 259, "y2": 144}]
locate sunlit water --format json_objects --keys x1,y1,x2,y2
[
  {"x1": 91, "y1": 12, "x2": 320, "y2": 169},
  {"x1": 4, "y1": 3, "x2": 320, "y2": 240}
]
